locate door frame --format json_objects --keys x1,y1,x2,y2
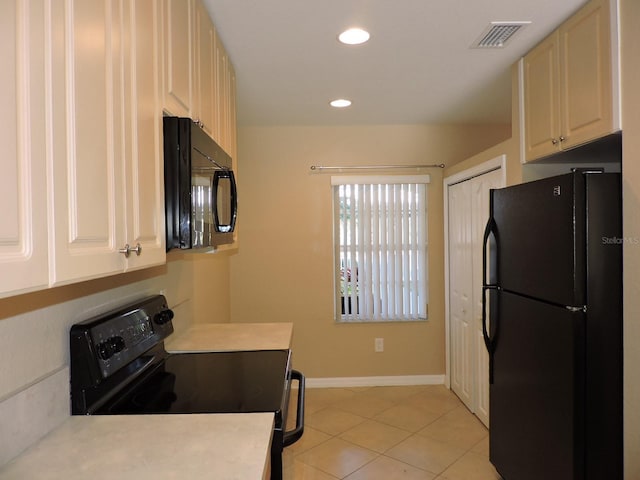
[{"x1": 443, "y1": 155, "x2": 506, "y2": 390}]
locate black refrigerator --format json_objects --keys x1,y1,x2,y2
[{"x1": 482, "y1": 170, "x2": 622, "y2": 480}]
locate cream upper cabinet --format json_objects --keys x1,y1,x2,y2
[
  {"x1": 162, "y1": 0, "x2": 237, "y2": 158},
  {"x1": 523, "y1": 0, "x2": 618, "y2": 162},
  {"x1": 216, "y1": 35, "x2": 229, "y2": 152},
  {"x1": 523, "y1": 32, "x2": 562, "y2": 161},
  {"x1": 0, "y1": 0, "x2": 48, "y2": 298},
  {"x1": 194, "y1": 1, "x2": 216, "y2": 137},
  {"x1": 228, "y1": 62, "x2": 238, "y2": 161},
  {"x1": 212, "y1": 27, "x2": 237, "y2": 157},
  {"x1": 3, "y1": 0, "x2": 233, "y2": 297},
  {"x1": 161, "y1": 0, "x2": 194, "y2": 117},
  {"x1": 560, "y1": 0, "x2": 614, "y2": 149},
  {"x1": 121, "y1": 0, "x2": 167, "y2": 270},
  {"x1": 48, "y1": 0, "x2": 126, "y2": 284},
  {"x1": 48, "y1": 0, "x2": 164, "y2": 286}
]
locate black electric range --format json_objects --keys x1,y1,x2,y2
[{"x1": 70, "y1": 295, "x2": 304, "y2": 480}]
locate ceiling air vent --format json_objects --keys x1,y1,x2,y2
[{"x1": 472, "y1": 21, "x2": 531, "y2": 49}]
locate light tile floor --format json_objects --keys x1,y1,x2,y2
[{"x1": 284, "y1": 385, "x2": 502, "y2": 480}]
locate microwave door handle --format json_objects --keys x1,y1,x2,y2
[
  {"x1": 213, "y1": 170, "x2": 238, "y2": 233},
  {"x1": 229, "y1": 171, "x2": 237, "y2": 231}
]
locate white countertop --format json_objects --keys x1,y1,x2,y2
[
  {"x1": 0, "y1": 413, "x2": 274, "y2": 480},
  {"x1": 165, "y1": 323, "x2": 293, "y2": 353}
]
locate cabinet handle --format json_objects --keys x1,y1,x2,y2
[
  {"x1": 118, "y1": 243, "x2": 142, "y2": 258},
  {"x1": 551, "y1": 138, "x2": 559, "y2": 145},
  {"x1": 559, "y1": 135, "x2": 566, "y2": 143}
]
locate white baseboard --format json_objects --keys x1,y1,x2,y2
[{"x1": 305, "y1": 375, "x2": 445, "y2": 388}]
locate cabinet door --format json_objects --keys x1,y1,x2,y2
[
  {"x1": 560, "y1": 0, "x2": 613, "y2": 149},
  {"x1": 523, "y1": 32, "x2": 561, "y2": 161},
  {"x1": 194, "y1": 0, "x2": 215, "y2": 136},
  {"x1": 228, "y1": 61, "x2": 238, "y2": 161},
  {"x1": 161, "y1": 0, "x2": 193, "y2": 117},
  {"x1": 48, "y1": 0, "x2": 126, "y2": 285},
  {"x1": 0, "y1": 0, "x2": 48, "y2": 297},
  {"x1": 215, "y1": 32, "x2": 229, "y2": 152},
  {"x1": 122, "y1": 0, "x2": 166, "y2": 270}
]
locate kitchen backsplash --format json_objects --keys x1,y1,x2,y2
[{"x1": 0, "y1": 259, "x2": 195, "y2": 466}]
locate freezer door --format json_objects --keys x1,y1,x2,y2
[
  {"x1": 489, "y1": 290, "x2": 585, "y2": 480},
  {"x1": 491, "y1": 172, "x2": 585, "y2": 306}
]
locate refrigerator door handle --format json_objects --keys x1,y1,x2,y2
[
  {"x1": 482, "y1": 285, "x2": 499, "y2": 384},
  {"x1": 482, "y1": 215, "x2": 499, "y2": 384}
]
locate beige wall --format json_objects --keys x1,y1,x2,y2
[
  {"x1": 445, "y1": 63, "x2": 523, "y2": 186},
  {"x1": 192, "y1": 251, "x2": 232, "y2": 323},
  {"x1": 230, "y1": 124, "x2": 510, "y2": 379},
  {"x1": 621, "y1": 0, "x2": 640, "y2": 476},
  {"x1": 443, "y1": 138, "x2": 520, "y2": 186}
]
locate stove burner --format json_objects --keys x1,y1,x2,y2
[{"x1": 128, "y1": 371, "x2": 177, "y2": 411}]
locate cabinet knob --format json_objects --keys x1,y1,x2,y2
[
  {"x1": 559, "y1": 136, "x2": 566, "y2": 143},
  {"x1": 551, "y1": 138, "x2": 559, "y2": 145},
  {"x1": 119, "y1": 243, "x2": 142, "y2": 258},
  {"x1": 130, "y1": 243, "x2": 142, "y2": 256}
]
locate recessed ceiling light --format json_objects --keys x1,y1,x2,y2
[
  {"x1": 338, "y1": 28, "x2": 370, "y2": 45},
  {"x1": 330, "y1": 99, "x2": 352, "y2": 108}
]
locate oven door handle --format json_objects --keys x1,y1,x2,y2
[{"x1": 283, "y1": 369, "x2": 305, "y2": 447}]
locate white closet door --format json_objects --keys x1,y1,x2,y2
[
  {"x1": 470, "y1": 168, "x2": 504, "y2": 427},
  {"x1": 448, "y1": 179, "x2": 474, "y2": 409},
  {"x1": 448, "y1": 167, "x2": 504, "y2": 427}
]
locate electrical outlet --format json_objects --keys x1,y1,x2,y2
[{"x1": 374, "y1": 337, "x2": 384, "y2": 352}]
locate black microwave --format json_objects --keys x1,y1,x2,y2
[{"x1": 163, "y1": 117, "x2": 237, "y2": 251}]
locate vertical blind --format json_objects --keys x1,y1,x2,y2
[{"x1": 332, "y1": 175, "x2": 429, "y2": 321}]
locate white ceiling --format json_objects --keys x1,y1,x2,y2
[{"x1": 203, "y1": 0, "x2": 587, "y2": 127}]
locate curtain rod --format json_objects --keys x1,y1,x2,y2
[{"x1": 310, "y1": 163, "x2": 444, "y2": 171}]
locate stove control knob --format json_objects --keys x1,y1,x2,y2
[
  {"x1": 110, "y1": 335, "x2": 125, "y2": 353},
  {"x1": 97, "y1": 341, "x2": 112, "y2": 360},
  {"x1": 154, "y1": 309, "x2": 174, "y2": 325},
  {"x1": 97, "y1": 336, "x2": 125, "y2": 360}
]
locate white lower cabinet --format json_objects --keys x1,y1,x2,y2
[{"x1": 48, "y1": 0, "x2": 164, "y2": 286}]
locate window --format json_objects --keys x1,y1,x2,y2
[{"x1": 332, "y1": 175, "x2": 429, "y2": 322}]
